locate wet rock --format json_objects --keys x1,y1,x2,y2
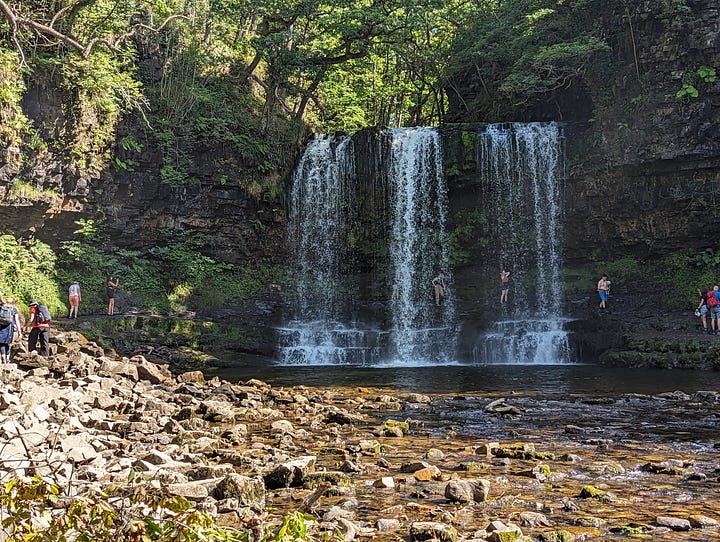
[
  {"x1": 518, "y1": 511, "x2": 550, "y2": 527},
  {"x1": 485, "y1": 520, "x2": 524, "y2": 542},
  {"x1": 444, "y1": 479, "x2": 490, "y2": 503},
  {"x1": 474, "y1": 442, "x2": 500, "y2": 457},
  {"x1": 413, "y1": 466, "x2": 442, "y2": 481},
  {"x1": 586, "y1": 460, "x2": 625, "y2": 475},
  {"x1": 383, "y1": 419, "x2": 409, "y2": 436},
  {"x1": 410, "y1": 521, "x2": 458, "y2": 542},
  {"x1": 377, "y1": 518, "x2": 401, "y2": 531},
  {"x1": 304, "y1": 471, "x2": 352, "y2": 488},
  {"x1": 688, "y1": 514, "x2": 719, "y2": 528},
  {"x1": 656, "y1": 516, "x2": 691, "y2": 531},
  {"x1": 536, "y1": 531, "x2": 573, "y2": 542},
  {"x1": 263, "y1": 456, "x2": 316, "y2": 489},
  {"x1": 373, "y1": 476, "x2": 395, "y2": 488},
  {"x1": 578, "y1": 485, "x2": 612, "y2": 502},
  {"x1": 425, "y1": 448, "x2": 445, "y2": 460},
  {"x1": 401, "y1": 460, "x2": 432, "y2": 473}
]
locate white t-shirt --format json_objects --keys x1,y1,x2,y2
[{"x1": 69, "y1": 283, "x2": 81, "y2": 296}]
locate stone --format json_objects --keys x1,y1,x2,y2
[
  {"x1": 214, "y1": 474, "x2": 265, "y2": 507},
  {"x1": 178, "y1": 370, "x2": 205, "y2": 384},
  {"x1": 688, "y1": 514, "x2": 719, "y2": 528},
  {"x1": 60, "y1": 435, "x2": 98, "y2": 463},
  {"x1": 377, "y1": 519, "x2": 401, "y2": 531},
  {"x1": 413, "y1": 466, "x2": 442, "y2": 481},
  {"x1": 99, "y1": 359, "x2": 139, "y2": 381},
  {"x1": 444, "y1": 479, "x2": 490, "y2": 503},
  {"x1": 263, "y1": 456, "x2": 316, "y2": 489},
  {"x1": 410, "y1": 521, "x2": 458, "y2": 542},
  {"x1": 656, "y1": 516, "x2": 691, "y2": 531},
  {"x1": 373, "y1": 476, "x2": 395, "y2": 488}
]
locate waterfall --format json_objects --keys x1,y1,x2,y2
[
  {"x1": 279, "y1": 128, "x2": 456, "y2": 365},
  {"x1": 279, "y1": 134, "x2": 387, "y2": 365},
  {"x1": 387, "y1": 128, "x2": 456, "y2": 363},
  {"x1": 475, "y1": 123, "x2": 571, "y2": 364}
]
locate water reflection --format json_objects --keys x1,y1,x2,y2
[{"x1": 215, "y1": 361, "x2": 720, "y2": 397}]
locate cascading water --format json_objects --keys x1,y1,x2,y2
[
  {"x1": 278, "y1": 134, "x2": 387, "y2": 365},
  {"x1": 279, "y1": 128, "x2": 456, "y2": 365},
  {"x1": 387, "y1": 128, "x2": 456, "y2": 363},
  {"x1": 475, "y1": 122, "x2": 571, "y2": 364}
]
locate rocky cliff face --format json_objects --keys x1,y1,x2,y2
[{"x1": 563, "y1": 0, "x2": 720, "y2": 261}]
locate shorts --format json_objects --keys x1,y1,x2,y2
[
  {"x1": 711, "y1": 306, "x2": 720, "y2": 319},
  {"x1": 700, "y1": 305, "x2": 708, "y2": 315},
  {"x1": 598, "y1": 291, "x2": 608, "y2": 302},
  {"x1": 107, "y1": 288, "x2": 116, "y2": 299},
  {"x1": 69, "y1": 295, "x2": 80, "y2": 306},
  {"x1": 501, "y1": 284, "x2": 509, "y2": 291}
]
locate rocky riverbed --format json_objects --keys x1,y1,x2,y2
[{"x1": 1, "y1": 330, "x2": 720, "y2": 541}]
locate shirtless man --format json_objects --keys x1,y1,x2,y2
[
  {"x1": 431, "y1": 272, "x2": 446, "y2": 306},
  {"x1": 597, "y1": 275, "x2": 611, "y2": 309},
  {"x1": 500, "y1": 269, "x2": 510, "y2": 303}
]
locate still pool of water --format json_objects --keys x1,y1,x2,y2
[{"x1": 214, "y1": 362, "x2": 720, "y2": 397}]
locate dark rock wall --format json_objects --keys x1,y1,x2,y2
[{"x1": 562, "y1": 0, "x2": 720, "y2": 261}]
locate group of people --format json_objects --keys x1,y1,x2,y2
[
  {"x1": 0, "y1": 275, "x2": 120, "y2": 361},
  {"x1": 431, "y1": 268, "x2": 613, "y2": 310},
  {"x1": 696, "y1": 286, "x2": 720, "y2": 334},
  {"x1": 0, "y1": 296, "x2": 51, "y2": 360}
]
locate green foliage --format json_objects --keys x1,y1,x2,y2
[
  {"x1": 0, "y1": 235, "x2": 64, "y2": 317},
  {"x1": 445, "y1": 0, "x2": 611, "y2": 121},
  {"x1": 676, "y1": 66, "x2": 716, "y2": 102},
  {"x1": 57, "y1": 225, "x2": 286, "y2": 314},
  {"x1": 598, "y1": 256, "x2": 642, "y2": 284}
]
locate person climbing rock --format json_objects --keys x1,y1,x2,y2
[{"x1": 597, "y1": 275, "x2": 610, "y2": 309}]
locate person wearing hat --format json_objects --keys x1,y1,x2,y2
[{"x1": 26, "y1": 300, "x2": 51, "y2": 356}]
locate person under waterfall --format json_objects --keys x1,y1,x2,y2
[
  {"x1": 500, "y1": 269, "x2": 510, "y2": 303},
  {"x1": 432, "y1": 272, "x2": 446, "y2": 306}
]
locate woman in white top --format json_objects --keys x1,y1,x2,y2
[{"x1": 68, "y1": 281, "x2": 81, "y2": 319}]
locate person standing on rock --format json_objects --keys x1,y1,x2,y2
[
  {"x1": 697, "y1": 288, "x2": 709, "y2": 333},
  {"x1": 0, "y1": 293, "x2": 20, "y2": 363},
  {"x1": 107, "y1": 275, "x2": 119, "y2": 315},
  {"x1": 597, "y1": 275, "x2": 610, "y2": 309},
  {"x1": 68, "y1": 280, "x2": 81, "y2": 319},
  {"x1": 500, "y1": 269, "x2": 510, "y2": 304},
  {"x1": 707, "y1": 286, "x2": 720, "y2": 334},
  {"x1": 26, "y1": 300, "x2": 51, "y2": 356}
]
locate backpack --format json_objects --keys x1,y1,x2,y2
[
  {"x1": 0, "y1": 306, "x2": 13, "y2": 328},
  {"x1": 36, "y1": 304, "x2": 52, "y2": 324},
  {"x1": 707, "y1": 292, "x2": 718, "y2": 308}
]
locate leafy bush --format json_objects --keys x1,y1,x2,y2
[
  {"x1": 0, "y1": 235, "x2": 64, "y2": 317},
  {"x1": 0, "y1": 475, "x2": 318, "y2": 542}
]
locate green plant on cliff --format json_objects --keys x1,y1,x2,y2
[
  {"x1": 676, "y1": 66, "x2": 717, "y2": 102},
  {"x1": 0, "y1": 48, "x2": 31, "y2": 148},
  {"x1": 0, "y1": 235, "x2": 63, "y2": 316}
]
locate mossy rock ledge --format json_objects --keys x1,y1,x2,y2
[{"x1": 598, "y1": 334, "x2": 720, "y2": 369}]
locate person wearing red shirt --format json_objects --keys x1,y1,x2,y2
[{"x1": 26, "y1": 300, "x2": 50, "y2": 356}]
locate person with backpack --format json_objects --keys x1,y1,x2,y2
[
  {"x1": 26, "y1": 299, "x2": 51, "y2": 356},
  {"x1": 707, "y1": 286, "x2": 720, "y2": 334},
  {"x1": 0, "y1": 293, "x2": 20, "y2": 363}
]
